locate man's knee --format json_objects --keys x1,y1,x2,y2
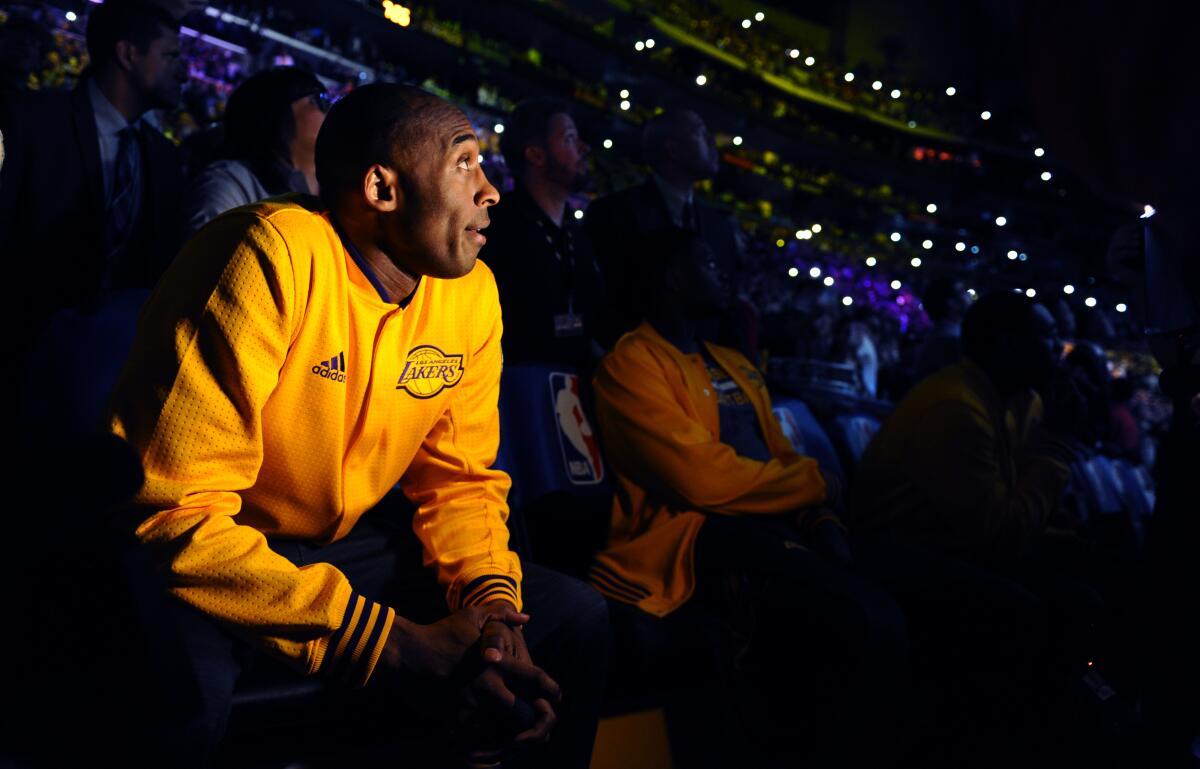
[{"x1": 522, "y1": 565, "x2": 609, "y2": 654}]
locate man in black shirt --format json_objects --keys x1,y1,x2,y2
[{"x1": 483, "y1": 101, "x2": 605, "y2": 374}]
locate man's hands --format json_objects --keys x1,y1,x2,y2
[{"x1": 379, "y1": 601, "x2": 560, "y2": 756}]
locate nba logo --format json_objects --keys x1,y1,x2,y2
[{"x1": 548, "y1": 372, "x2": 604, "y2": 485}]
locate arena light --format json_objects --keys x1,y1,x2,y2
[
  {"x1": 921, "y1": 239, "x2": 933, "y2": 250},
  {"x1": 970, "y1": 245, "x2": 980, "y2": 254},
  {"x1": 635, "y1": 41, "x2": 645, "y2": 51},
  {"x1": 619, "y1": 100, "x2": 631, "y2": 111},
  {"x1": 381, "y1": 0, "x2": 412, "y2": 27},
  {"x1": 872, "y1": 80, "x2": 883, "y2": 91},
  {"x1": 754, "y1": 11, "x2": 765, "y2": 21},
  {"x1": 1116, "y1": 303, "x2": 1128, "y2": 313},
  {"x1": 493, "y1": 123, "x2": 505, "y2": 134},
  {"x1": 804, "y1": 56, "x2": 816, "y2": 66},
  {"x1": 865, "y1": 256, "x2": 877, "y2": 267},
  {"x1": 1026, "y1": 288, "x2": 1037, "y2": 298},
  {"x1": 955, "y1": 242, "x2": 966, "y2": 252},
  {"x1": 926, "y1": 203, "x2": 938, "y2": 214},
  {"x1": 602, "y1": 138, "x2": 613, "y2": 149},
  {"x1": 796, "y1": 229, "x2": 813, "y2": 240},
  {"x1": 1007, "y1": 250, "x2": 1018, "y2": 260},
  {"x1": 776, "y1": 239, "x2": 785, "y2": 247},
  {"x1": 1034, "y1": 147, "x2": 1045, "y2": 157},
  {"x1": 981, "y1": 111, "x2": 992, "y2": 120},
  {"x1": 1085, "y1": 296, "x2": 1098, "y2": 307},
  {"x1": 844, "y1": 72, "x2": 855, "y2": 82},
  {"x1": 732, "y1": 135, "x2": 743, "y2": 146},
  {"x1": 788, "y1": 267, "x2": 799, "y2": 277},
  {"x1": 574, "y1": 210, "x2": 584, "y2": 220},
  {"x1": 742, "y1": 19, "x2": 752, "y2": 28},
  {"x1": 809, "y1": 266, "x2": 822, "y2": 279},
  {"x1": 645, "y1": 38, "x2": 655, "y2": 48},
  {"x1": 811, "y1": 223, "x2": 822, "y2": 233},
  {"x1": 890, "y1": 89, "x2": 901, "y2": 99},
  {"x1": 695, "y1": 74, "x2": 707, "y2": 86},
  {"x1": 823, "y1": 276, "x2": 835, "y2": 287},
  {"x1": 1141, "y1": 205, "x2": 1157, "y2": 219},
  {"x1": 842, "y1": 296, "x2": 854, "y2": 306},
  {"x1": 945, "y1": 86, "x2": 956, "y2": 96},
  {"x1": 911, "y1": 257, "x2": 923, "y2": 267},
  {"x1": 967, "y1": 288, "x2": 976, "y2": 297},
  {"x1": 890, "y1": 279, "x2": 902, "y2": 290},
  {"x1": 1041, "y1": 171, "x2": 1052, "y2": 181},
  {"x1": 619, "y1": 89, "x2": 630, "y2": 99},
  {"x1": 995, "y1": 216, "x2": 1007, "y2": 226},
  {"x1": 65, "y1": 10, "x2": 77, "y2": 21},
  {"x1": 890, "y1": 231, "x2": 902, "y2": 242},
  {"x1": 1063, "y1": 284, "x2": 1075, "y2": 294},
  {"x1": 789, "y1": 49, "x2": 800, "y2": 59}
]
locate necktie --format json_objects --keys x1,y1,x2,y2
[{"x1": 106, "y1": 124, "x2": 142, "y2": 261}]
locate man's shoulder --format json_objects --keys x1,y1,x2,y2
[{"x1": 588, "y1": 179, "x2": 653, "y2": 214}]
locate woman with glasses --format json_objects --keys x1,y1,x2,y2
[{"x1": 183, "y1": 66, "x2": 330, "y2": 235}]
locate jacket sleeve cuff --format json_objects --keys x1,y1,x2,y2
[
  {"x1": 320, "y1": 591, "x2": 395, "y2": 688},
  {"x1": 457, "y1": 574, "x2": 521, "y2": 611}
]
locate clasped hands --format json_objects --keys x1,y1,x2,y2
[{"x1": 380, "y1": 600, "x2": 561, "y2": 758}]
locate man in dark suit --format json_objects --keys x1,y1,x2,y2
[
  {"x1": 584, "y1": 109, "x2": 747, "y2": 351},
  {"x1": 0, "y1": 0, "x2": 185, "y2": 356},
  {"x1": 483, "y1": 100, "x2": 606, "y2": 374}
]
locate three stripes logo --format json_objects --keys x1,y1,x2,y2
[{"x1": 311, "y1": 351, "x2": 347, "y2": 383}]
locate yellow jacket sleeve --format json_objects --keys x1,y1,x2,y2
[
  {"x1": 594, "y1": 338, "x2": 826, "y2": 515},
  {"x1": 109, "y1": 212, "x2": 393, "y2": 687},
  {"x1": 399, "y1": 276, "x2": 522, "y2": 611}
]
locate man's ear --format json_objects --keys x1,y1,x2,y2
[
  {"x1": 363, "y1": 164, "x2": 400, "y2": 212},
  {"x1": 523, "y1": 144, "x2": 546, "y2": 171},
  {"x1": 113, "y1": 39, "x2": 139, "y2": 74}
]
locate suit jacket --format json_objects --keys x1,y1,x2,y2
[
  {"x1": 584, "y1": 178, "x2": 742, "y2": 344},
  {"x1": 0, "y1": 79, "x2": 183, "y2": 346}
]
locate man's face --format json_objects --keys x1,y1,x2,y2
[
  {"x1": 671, "y1": 111, "x2": 720, "y2": 180},
  {"x1": 541, "y1": 113, "x2": 590, "y2": 193},
  {"x1": 290, "y1": 93, "x2": 328, "y2": 161},
  {"x1": 387, "y1": 108, "x2": 500, "y2": 279},
  {"x1": 1020, "y1": 304, "x2": 1063, "y2": 389},
  {"x1": 131, "y1": 26, "x2": 184, "y2": 110}
]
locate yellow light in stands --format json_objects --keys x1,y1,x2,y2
[{"x1": 381, "y1": 0, "x2": 411, "y2": 27}]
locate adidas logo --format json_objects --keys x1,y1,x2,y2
[{"x1": 311, "y1": 351, "x2": 347, "y2": 383}]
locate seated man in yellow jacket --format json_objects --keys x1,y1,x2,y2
[
  {"x1": 589, "y1": 229, "x2": 907, "y2": 767},
  {"x1": 106, "y1": 84, "x2": 607, "y2": 769},
  {"x1": 851, "y1": 291, "x2": 1080, "y2": 562}
]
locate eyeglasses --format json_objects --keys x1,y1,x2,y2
[{"x1": 308, "y1": 91, "x2": 334, "y2": 113}]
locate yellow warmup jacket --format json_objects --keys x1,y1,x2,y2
[
  {"x1": 850, "y1": 361, "x2": 1074, "y2": 562},
  {"x1": 590, "y1": 323, "x2": 828, "y2": 617},
  {"x1": 108, "y1": 196, "x2": 520, "y2": 688}
]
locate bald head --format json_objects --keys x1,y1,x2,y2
[
  {"x1": 641, "y1": 109, "x2": 719, "y2": 182},
  {"x1": 315, "y1": 83, "x2": 466, "y2": 208}
]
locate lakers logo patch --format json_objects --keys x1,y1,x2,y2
[{"x1": 396, "y1": 345, "x2": 464, "y2": 399}]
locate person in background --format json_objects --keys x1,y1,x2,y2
[
  {"x1": 913, "y1": 277, "x2": 971, "y2": 383},
  {"x1": 482, "y1": 100, "x2": 605, "y2": 373},
  {"x1": 591, "y1": 228, "x2": 908, "y2": 768},
  {"x1": 585, "y1": 109, "x2": 752, "y2": 356},
  {"x1": 183, "y1": 66, "x2": 329, "y2": 234},
  {"x1": 0, "y1": 0, "x2": 186, "y2": 357}
]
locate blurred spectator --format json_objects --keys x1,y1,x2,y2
[
  {"x1": 1108, "y1": 377, "x2": 1142, "y2": 459},
  {"x1": 0, "y1": 0, "x2": 185, "y2": 361},
  {"x1": 482, "y1": 100, "x2": 606, "y2": 372},
  {"x1": 585, "y1": 109, "x2": 746, "y2": 351},
  {"x1": 590, "y1": 228, "x2": 907, "y2": 766},
  {"x1": 912, "y1": 277, "x2": 970, "y2": 383},
  {"x1": 183, "y1": 67, "x2": 329, "y2": 234},
  {"x1": 851, "y1": 292, "x2": 1081, "y2": 562},
  {"x1": 0, "y1": 15, "x2": 54, "y2": 94}
]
